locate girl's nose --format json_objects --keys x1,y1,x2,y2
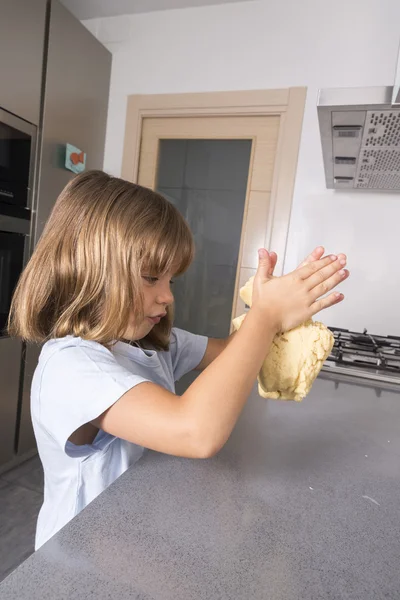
[{"x1": 156, "y1": 284, "x2": 174, "y2": 306}]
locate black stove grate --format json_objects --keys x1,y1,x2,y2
[{"x1": 327, "y1": 327, "x2": 400, "y2": 375}]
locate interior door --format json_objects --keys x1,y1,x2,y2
[
  {"x1": 138, "y1": 116, "x2": 280, "y2": 341},
  {"x1": 138, "y1": 115, "x2": 280, "y2": 392}
]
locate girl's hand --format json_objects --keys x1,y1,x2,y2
[
  {"x1": 251, "y1": 248, "x2": 349, "y2": 333},
  {"x1": 267, "y1": 246, "x2": 345, "y2": 277}
]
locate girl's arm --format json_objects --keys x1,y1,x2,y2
[
  {"x1": 194, "y1": 334, "x2": 235, "y2": 371},
  {"x1": 93, "y1": 251, "x2": 348, "y2": 460}
]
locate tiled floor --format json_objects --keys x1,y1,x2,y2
[{"x1": 0, "y1": 456, "x2": 43, "y2": 582}]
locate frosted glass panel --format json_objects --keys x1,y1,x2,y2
[
  {"x1": 157, "y1": 139, "x2": 252, "y2": 394},
  {"x1": 157, "y1": 139, "x2": 251, "y2": 340}
]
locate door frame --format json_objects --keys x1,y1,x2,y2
[{"x1": 121, "y1": 87, "x2": 307, "y2": 277}]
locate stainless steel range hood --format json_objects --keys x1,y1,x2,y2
[{"x1": 317, "y1": 86, "x2": 400, "y2": 190}]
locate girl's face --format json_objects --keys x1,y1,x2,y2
[{"x1": 123, "y1": 270, "x2": 175, "y2": 341}]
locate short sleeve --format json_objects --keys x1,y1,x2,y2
[
  {"x1": 169, "y1": 328, "x2": 208, "y2": 381},
  {"x1": 38, "y1": 341, "x2": 150, "y2": 455}
]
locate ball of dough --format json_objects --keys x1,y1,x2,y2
[
  {"x1": 232, "y1": 276, "x2": 334, "y2": 401},
  {"x1": 240, "y1": 275, "x2": 255, "y2": 308}
]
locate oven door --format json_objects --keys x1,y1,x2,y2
[
  {"x1": 0, "y1": 215, "x2": 30, "y2": 337},
  {"x1": 0, "y1": 108, "x2": 37, "y2": 216},
  {"x1": 0, "y1": 215, "x2": 30, "y2": 467}
]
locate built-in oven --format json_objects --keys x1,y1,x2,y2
[
  {"x1": 0, "y1": 107, "x2": 37, "y2": 219},
  {"x1": 0, "y1": 107, "x2": 36, "y2": 470}
]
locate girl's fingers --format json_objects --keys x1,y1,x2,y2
[
  {"x1": 304, "y1": 255, "x2": 347, "y2": 290},
  {"x1": 310, "y1": 269, "x2": 349, "y2": 302},
  {"x1": 268, "y1": 251, "x2": 278, "y2": 276},
  {"x1": 256, "y1": 248, "x2": 273, "y2": 283},
  {"x1": 299, "y1": 251, "x2": 347, "y2": 270},
  {"x1": 297, "y1": 246, "x2": 324, "y2": 268},
  {"x1": 310, "y1": 291, "x2": 345, "y2": 316},
  {"x1": 297, "y1": 254, "x2": 339, "y2": 280}
]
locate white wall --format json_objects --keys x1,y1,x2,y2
[{"x1": 83, "y1": 0, "x2": 400, "y2": 335}]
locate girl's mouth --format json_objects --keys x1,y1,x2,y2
[{"x1": 147, "y1": 313, "x2": 166, "y2": 325}]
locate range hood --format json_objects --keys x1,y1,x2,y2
[
  {"x1": 318, "y1": 49, "x2": 400, "y2": 191},
  {"x1": 318, "y1": 87, "x2": 400, "y2": 190}
]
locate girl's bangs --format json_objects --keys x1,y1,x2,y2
[{"x1": 141, "y1": 213, "x2": 194, "y2": 277}]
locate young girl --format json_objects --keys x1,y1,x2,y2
[{"x1": 9, "y1": 170, "x2": 348, "y2": 550}]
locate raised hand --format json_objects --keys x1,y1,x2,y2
[{"x1": 251, "y1": 249, "x2": 349, "y2": 333}]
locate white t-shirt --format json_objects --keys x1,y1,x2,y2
[{"x1": 32, "y1": 328, "x2": 208, "y2": 550}]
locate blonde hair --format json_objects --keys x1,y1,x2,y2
[{"x1": 8, "y1": 170, "x2": 194, "y2": 350}]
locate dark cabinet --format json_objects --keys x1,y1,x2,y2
[
  {"x1": 0, "y1": 0, "x2": 111, "y2": 465},
  {"x1": 0, "y1": 0, "x2": 47, "y2": 125},
  {"x1": 34, "y1": 0, "x2": 111, "y2": 239},
  {"x1": 18, "y1": 0, "x2": 111, "y2": 456}
]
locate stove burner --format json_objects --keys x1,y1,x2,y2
[
  {"x1": 350, "y1": 328, "x2": 393, "y2": 348},
  {"x1": 326, "y1": 326, "x2": 400, "y2": 378},
  {"x1": 351, "y1": 335, "x2": 375, "y2": 346}
]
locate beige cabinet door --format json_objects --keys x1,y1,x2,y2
[{"x1": 138, "y1": 115, "x2": 280, "y2": 331}]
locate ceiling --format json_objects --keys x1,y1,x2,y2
[{"x1": 60, "y1": 0, "x2": 254, "y2": 20}]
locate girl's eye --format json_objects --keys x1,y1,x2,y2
[{"x1": 142, "y1": 276, "x2": 175, "y2": 286}]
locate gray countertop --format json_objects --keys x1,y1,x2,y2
[{"x1": 2, "y1": 375, "x2": 400, "y2": 600}]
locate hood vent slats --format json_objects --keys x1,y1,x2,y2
[{"x1": 318, "y1": 86, "x2": 400, "y2": 191}]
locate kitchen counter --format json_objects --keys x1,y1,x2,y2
[{"x1": 1, "y1": 375, "x2": 400, "y2": 600}]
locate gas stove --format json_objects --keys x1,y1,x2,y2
[{"x1": 322, "y1": 327, "x2": 400, "y2": 385}]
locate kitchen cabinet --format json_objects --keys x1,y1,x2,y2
[
  {"x1": 0, "y1": 338, "x2": 23, "y2": 465},
  {"x1": 18, "y1": 0, "x2": 111, "y2": 456},
  {"x1": 33, "y1": 0, "x2": 111, "y2": 240},
  {"x1": 0, "y1": 0, "x2": 47, "y2": 125}
]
